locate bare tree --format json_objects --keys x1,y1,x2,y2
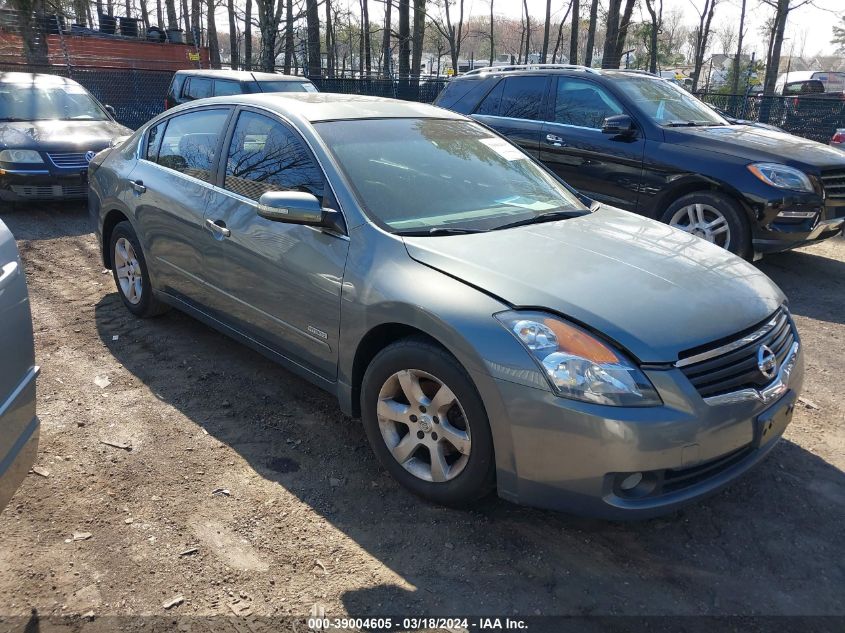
[
  {"x1": 540, "y1": 0, "x2": 551, "y2": 62},
  {"x1": 583, "y1": 0, "x2": 599, "y2": 65},
  {"x1": 644, "y1": 0, "x2": 661, "y2": 73},
  {"x1": 325, "y1": 0, "x2": 335, "y2": 76},
  {"x1": 382, "y1": 0, "x2": 392, "y2": 75},
  {"x1": 256, "y1": 0, "x2": 284, "y2": 71},
  {"x1": 283, "y1": 0, "x2": 293, "y2": 72},
  {"x1": 11, "y1": 0, "x2": 49, "y2": 64},
  {"x1": 399, "y1": 0, "x2": 410, "y2": 76},
  {"x1": 569, "y1": 0, "x2": 579, "y2": 64},
  {"x1": 761, "y1": 0, "x2": 813, "y2": 95},
  {"x1": 411, "y1": 0, "x2": 425, "y2": 76},
  {"x1": 226, "y1": 0, "x2": 238, "y2": 68},
  {"x1": 206, "y1": 0, "x2": 221, "y2": 67},
  {"x1": 552, "y1": 0, "x2": 573, "y2": 62},
  {"x1": 489, "y1": 0, "x2": 494, "y2": 64},
  {"x1": 431, "y1": 0, "x2": 467, "y2": 75},
  {"x1": 689, "y1": 0, "x2": 719, "y2": 91},
  {"x1": 164, "y1": 0, "x2": 178, "y2": 29},
  {"x1": 613, "y1": 0, "x2": 636, "y2": 67},
  {"x1": 522, "y1": 0, "x2": 530, "y2": 62},
  {"x1": 243, "y1": 0, "x2": 253, "y2": 69},
  {"x1": 362, "y1": 0, "x2": 372, "y2": 74},
  {"x1": 306, "y1": 0, "x2": 321, "y2": 76}
]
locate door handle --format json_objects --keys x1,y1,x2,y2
[
  {"x1": 131, "y1": 180, "x2": 146, "y2": 194},
  {"x1": 0, "y1": 260, "x2": 18, "y2": 291},
  {"x1": 545, "y1": 134, "x2": 565, "y2": 146},
  {"x1": 206, "y1": 218, "x2": 231, "y2": 238}
]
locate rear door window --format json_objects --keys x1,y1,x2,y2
[
  {"x1": 183, "y1": 77, "x2": 212, "y2": 100},
  {"x1": 156, "y1": 108, "x2": 230, "y2": 183},
  {"x1": 223, "y1": 111, "x2": 324, "y2": 201},
  {"x1": 498, "y1": 76, "x2": 547, "y2": 120},
  {"x1": 214, "y1": 80, "x2": 242, "y2": 96},
  {"x1": 145, "y1": 121, "x2": 165, "y2": 160},
  {"x1": 474, "y1": 80, "x2": 505, "y2": 116}
]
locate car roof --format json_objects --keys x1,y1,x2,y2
[
  {"x1": 178, "y1": 92, "x2": 465, "y2": 123},
  {"x1": 449, "y1": 65, "x2": 662, "y2": 81},
  {"x1": 0, "y1": 72, "x2": 82, "y2": 86},
  {"x1": 174, "y1": 69, "x2": 309, "y2": 82}
]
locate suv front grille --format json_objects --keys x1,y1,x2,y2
[
  {"x1": 821, "y1": 169, "x2": 845, "y2": 200},
  {"x1": 46, "y1": 152, "x2": 90, "y2": 170},
  {"x1": 677, "y1": 309, "x2": 796, "y2": 399}
]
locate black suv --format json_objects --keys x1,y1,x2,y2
[
  {"x1": 435, "y1": 65, "x2": 845, "y2": 258},
  {"x1": 165, "y1": 69, "x2": 317, "y2": 109}
]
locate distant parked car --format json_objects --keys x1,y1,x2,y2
[
  {"x1": 436, "y1": 65, "x2": 845, "y2": 258},
  {"x1": 0, "y1": 72, "x2": 132, "y2": 203},
  {"x1": 0, "y1": 219, "x2": 39, "y2": 513},
  {"x1": 832, "y1": 129, "x2": 845, "y2": 150},
  {"x1": 90, "y1": 93, "x2": 804, "y2": 518},
  {"x1": 164, "y1": 69, "x2": 318, "y2": 109}
]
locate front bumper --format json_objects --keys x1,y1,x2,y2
[
  {"x1": 751, "y1": 194, "x2": 845, "y2": 254},
  {"x1": 0, "y1": 168, "x2": 89, "y2": 201},
  {"x1": 481, "y1": 345, "x2": 804, "y2": 520}
]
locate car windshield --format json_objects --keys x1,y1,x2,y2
[
  {"x1": 314, "y1": 118, "x2": 587, "y2": 234},
  {"x1": 258, "y1": 81, "x2": 318, "y2": 93},
  {"x1": 0, "y1": 84, "x2": 109, "y2": 121},
  {"x1": 614, "y1": 76, "x2": 728, "y2": 127}
]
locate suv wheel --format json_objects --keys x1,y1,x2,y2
[
  {"x1": 110, "y1": 221, "x2": 169, "y2": 318},
  {"x1": 661, "y1": 192, "x2": 751, "y2": 259},
  {"x1": 360, "y1": 338, "x2": 495, "y2": 506}
]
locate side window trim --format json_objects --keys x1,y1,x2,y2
[{"x1": 215, "y1": 105, "x2": 348, "y2": 233}]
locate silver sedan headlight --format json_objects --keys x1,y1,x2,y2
[
  {"x1": 748, "y1": 163, "x2": 813, "y2": 193},
  {"x1": 0, "y1": 149, "x2": 44, "y2": 164},
  {"x1": 496, "y1": 311, "x2": 662, "y2": 407}
]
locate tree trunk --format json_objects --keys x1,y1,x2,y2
[
  {"x1": 156, "y1": 0, "x2": 163, "y2": 27},
  {"x1": 645, "y1": 0, "x2": 659, "y2": 73},
  {"x1": 584, "y1": 0, "x2": 598, "y2": 66},
  {"x1": 398, "y1": 0, "x2": 410, "y2": 77},
  {"x1": 489, "y1": 0, "x2": 494, "y2": 65},
  {"x1": 730, "y1": 0, "x2": 746, "y2": 94},
  {"x1": 306, "y1": 0, "x2": 321, "y2": 77},
  {"x1": 540, "y1": 0, "x2": 551, "y2": 63},
  {"x1": 14, "y1": 0, "x2": 49, "y2": 65},
  {"x1": 227, "y1": 0, "x2": 238, "y2": 68},
  {"x1": 243, "y1": 0, "x2": 252, "y2": 69},
  {"x1": 139, "y1": 0, "x2": 151, "y2": 29},
  {"x1": 206, "y1": 0, "x2": 220, "y2": 67},
  {"x1": 690, "y1": 0, "x2": 717, "y2": 91},
  {"x1": 551, "y1": 0, "x2": 572, "y2": 63},
  {"x1": 613, "y1": 0, "x2": 636, "y2": 67},
  {"x1": 325, "y1": 0, "x2": 334, "y2": 77},
  {"x1": 411, "y1": 0, "x2": 425, "y2": 76},
  {"x1": 763, "y1": 0, "x2": 788, "y2": 96},
  {"x1": 569, "y1": 0, "x2": 579, "y2": 64},
  {"x1": 181, "y1": 0, "x2": 189, "y2": 32},
  {"x1": 190, "y1": 0, "x2": 200, "y2": 44},
  {"x1": 256, "y1": 0, "x2": 278, "y2": 71},
  {"x1": 522, "y1": 0, "x2": 530, "y2": 62},
  {"x1": 283, "y1": 0, "x2": 293, "y2": 72},
  {"x1": 362, "y1": 0, "x2": 372, "y2": 74},
  {"x1": 601, "y1": 0, "x2": 621, "y2": 68},
  {"x1": 382, "y1": 0, "x2": 392, "y2": 76}
]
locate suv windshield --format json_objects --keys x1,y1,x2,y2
[
  {"x1": 0, "y1": 84, "x2": 109, "y2": 121},
  {"x1": 314, "y1": 118, "x2": 586, "y2": 234},
  {"x1": 615, "y1": 76, "x2": 727, "y2": 127},
  {"x1": 258, "y1": 80, "x2": 318, "y2": 93}
]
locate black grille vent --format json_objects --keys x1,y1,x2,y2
[
  {"x1": 46, "y1": 152, "x2": 89, "y2": 169},
  {"x1": 821, "y1": 169, "x2": 845, "y2": 200},
  {"x1": 679, "y1": 310, "x2": 796, "y2": 399}
]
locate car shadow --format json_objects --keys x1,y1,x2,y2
[
  {"x1": 759, "y1": 244, "x2": 845, "y2": 325},
  {"x1": 94, "y1": 291, "x2": 845, "y2": 617},
  {"x1": 0, "y1": 202, "x2": 91, "y2": 241}
]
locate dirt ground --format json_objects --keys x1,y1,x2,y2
[{"x1": 0, "y1": 203, "x2": 843, "y2": 626}]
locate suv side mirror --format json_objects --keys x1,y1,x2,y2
[
  {"x1": 257, "y1": 191, "x2": 344, "y2": 233},
  {"x1": 104, "y1": 104, "x2": 116, "y2": 117},
  {"x1": 601, "y1": 114, "x2": 637, "y2": 138}
]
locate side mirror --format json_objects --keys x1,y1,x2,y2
[
  {"x1": 601, "y1": 114, "x2": 637, "y2": 138},
  {"x1": 104, "y1": 104, "x2": 116, "y2": 117},
  {"x1": 257, "y1": 191, "x2": 343, "y2": 232}
]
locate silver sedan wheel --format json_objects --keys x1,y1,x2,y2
[
  {"x1": 376, "y1": 369, "x2": 471, "y2": 483},
  {"x1": 114, "y1": 237, "x2": 143, "y2": 305},
  {"x1": 669, "y1": 203, "x2": 731, "y2": 249}
]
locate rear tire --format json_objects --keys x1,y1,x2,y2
[
  {"x1": 360, "y1": 337, "x2": 495, "y2": 507},
  {"x1": 109, "y1": 221, "x2": 169, "y2": 318},
  {"x1": 661, "y1": 191, "x2": 751, "y2": 260}
]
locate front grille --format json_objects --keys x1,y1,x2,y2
[
  {"x1": 678, "y1": 309, "x2": 796, "y2": 398},
  {"x1": 46, "y1": 152, "x2": 90, "y2": 170},
  {"x1": 662, "y1": 445, "x2": 753, "y2": 493},
  {"x1": 821, "y1": 169, "x2": 845, "y2": 200},
  {"x1": 10, "y1": 184, "x2": 87, "y2": 198}
]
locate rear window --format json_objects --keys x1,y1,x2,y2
[
  {"x1": 498, "y1": 76, "x2": 547, "y2": 120},
  {"x1": 257, "y1": 80, "x2": 318, "y2": 93},
  {"x1": 184, "y1": 77, "x2": 212, "y2": 100}
]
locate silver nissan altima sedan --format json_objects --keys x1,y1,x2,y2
[{"x1": 88, "y1": 93, "x2": 803, "y2": 518}]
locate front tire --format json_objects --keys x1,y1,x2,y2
[
  {"x1": 109, "y1": 221, "x2": 169, "y2": 318},
  {"x1": 360, "y1": 338, "x2": 495, "y2": 506},
  {"x1": 661, "y1": 191, "x2": 751, "y2": 259}
]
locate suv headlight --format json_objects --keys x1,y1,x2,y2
[
  {"x1": 496, "y1": 311, "x2": 662, "y2": 407},
  {"x1": 748, "y1": 163, "x2": 813, "y2": 192},
  {"x1": 0, "y1": 149, "x2": 44, "y2": 164}
]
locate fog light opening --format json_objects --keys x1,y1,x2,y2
[{"x1": 619, "y1": 472, "x2": 643, "y2": 491}]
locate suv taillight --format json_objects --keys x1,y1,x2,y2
[{"x1": 833, "y1": 132, "x2": 845, "y2": 144}]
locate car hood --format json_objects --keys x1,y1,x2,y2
[
  {"x1": 666, "y1": 124, "x2": 845, "y2": 170},
  {"x1": 403, "y1": 207, "x2": 784, "y2": 363},
  {"x1": 0, "y1": 119, "x2": 132, "y2": 152}
]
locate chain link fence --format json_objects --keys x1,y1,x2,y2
[{"x1": 698, "y1": 92, "x2": 845, "y2": 143}]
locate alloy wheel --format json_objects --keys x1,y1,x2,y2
[
  {"x1": 376, "y1": 369, "x2": 471, "y2": 483},
  {"x1": 669, "y1": 203, "x2": 732, "y2": 249},
  {"x1": 114, "y1": 237, "x2": 143, "y2": 305}
]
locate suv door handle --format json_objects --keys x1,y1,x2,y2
[
  {"x1": 131, "y1": 180, "x2": 146, "y2": 194},
  {"x1": 206, "y1": 218, "x2": 231, "y2": 238},
  {"x1": 545, "y1": 134, "x2": 565, "y2": 146},
  {"x1": 0, "y1": 260, "x2": 18, "y2": 291}
]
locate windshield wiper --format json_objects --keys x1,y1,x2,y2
[
  {"x1": 0, "y1": 117, "x2": 30, "y2": 122},
  {"x1": 396, "y1": 227, "x2": 488, "y2": 236},
  {"x1": 491, "y1": 209, "x2": 586, "y2": 231},
  {"x1": 664, "y1": 120, "x2": 724, "y2": 127}
]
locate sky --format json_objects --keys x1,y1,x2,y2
[{"x1": 493, "y1": 0, "x2": 843, "y2": 58}]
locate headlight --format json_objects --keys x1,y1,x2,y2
[
  {"x1": 748, "y1": 163, "x2": 813, "y2": 192},
  {"x1": 0, "y1": 149, "x2": 44, "y2": 164},
  {"x1": 496, "y1": 311, "x2": 662, "y2": 407}
]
